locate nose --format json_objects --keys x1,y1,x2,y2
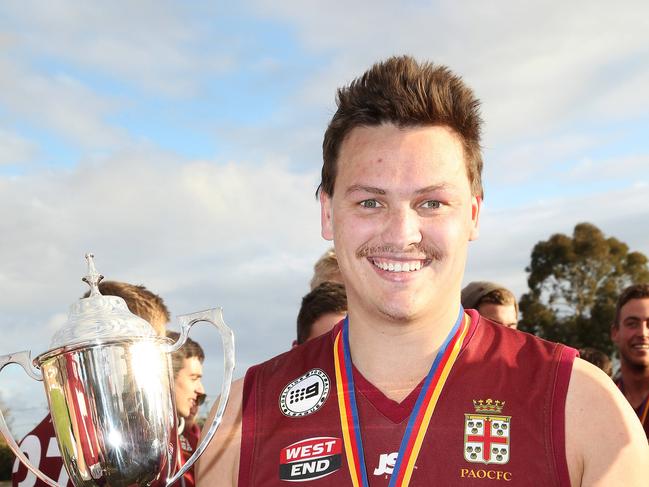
[
  {"x1": 380, "y1": 205, "x2": 423, "y2": 249},
  {"x1": 641, "y1": 321, "x2": 649, "y2": 337},
  {"x1": 196, "y1": 380, "x2": 206, "y2": 395}
]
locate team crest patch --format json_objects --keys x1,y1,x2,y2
[
  {"x1": 464, "y1": 399, "x2": 510, "y2": 465},
  {"x1": 279, "y1": 437, "x2": 342, "y2": 481},
  {"x1": 279, "y1": 368, "x2": 330, "y2": 417}
]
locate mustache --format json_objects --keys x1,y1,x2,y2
[{"x1": 355, "y1": 243, "x2": 444, "y2": 261}]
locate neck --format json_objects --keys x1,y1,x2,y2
[
  {"x1": 345, "y1": 303, "x2": 462, "y2": 402},
  {"x1": 620, "y1": 361, "x2": 649, "y2": 407}
]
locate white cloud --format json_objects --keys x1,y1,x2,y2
[
  {"x1": 0, "y1": 147, "x2": 327, "y2": 363},
  {"x1": 1, "y1": 0, "x2": 234, "y2": 96},
  {"x1": 565, "y1": 153, "x2": 649, "y2": 183},
  {"x1": 253, "y1": 0, "x2": 649, "y2": 141},
  {"x1": 485, "y1": 133, "x2": 600, "y2": 185},
  {"x1": 0, "y1": 129, "x2": 38, "y2": 165},
  {"x1": 0, "y1": 55, "x2": 125, "y2": 149}
]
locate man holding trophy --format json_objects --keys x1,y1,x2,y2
[
  {"x1": 1, "y1": 256, "x2": 234, "y2": 487},
  {"x1": 195, "y1": 56, "x2": 649, "y2": 485}
]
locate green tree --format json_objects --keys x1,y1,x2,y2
[
  {"x1": 519, "y1": 222, "x2": 649, "y2": 354},
  {"x1": 0, "y1": 395, "x2": 14, "y2": 480},
  {"x1": 0, "y1": 434, "x2": 14, "y2": 480}
]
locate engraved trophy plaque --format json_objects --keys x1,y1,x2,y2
[{"x1": 0, "y1": 254, "x2": 235, "y2": 486}]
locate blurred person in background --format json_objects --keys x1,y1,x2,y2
[
  {"x1": 461, "y1": 281, "x2": 519, "y2": 329},
  {"x1": 166, "y1": 331, "x2": 206, "y2": 487},
  {"x1": 309, "y1": 248, "x2": 344, "y2": 290},
  {"x1": 294, "y1": 281, "x2": 347, "y2": 346},
  {"x1": 579, "y1": 347, "x2": 613, "y2": 377},
  {"x1": 611, "y1": 283, "x2": 649, "y2": 438}
]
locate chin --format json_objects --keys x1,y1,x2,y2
[
  {"x1": 378, "y1": 292, "x2": 431, "y2": 319},
  {"x1": 377, "y1": 304, "x2": 418, "y2": 323},
  {"x1": 623, "y1": 356, "x2": 649, "y2": 371}
]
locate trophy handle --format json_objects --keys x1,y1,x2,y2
[
  {"x1": 0, "y1": 351, "x2": 60, "y2": 487},
  {"x1": 163, "y1": 307, "x2": 235, "y2": 486}
]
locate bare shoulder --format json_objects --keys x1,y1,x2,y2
[
  {"x1": 195, "y1": 377, "x2": 244, "y2": 486},
  {"x1": 565, "y1": 357, "x2": 649, "y2": 487}
]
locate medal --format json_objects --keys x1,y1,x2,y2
[{"x1": 333, "y1": 308, "x2": 470, "y2": 487}]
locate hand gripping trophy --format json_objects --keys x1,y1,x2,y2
[{"x1": 0, "y1": 254, "x2": 235, "y2": 486}]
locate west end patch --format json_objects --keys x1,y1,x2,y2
[
  {"x1": 279, "y1": 437, "x2": 342, "y2": 482},
  {"x1": 279, "y1": 368, "x2": 330, "y2": 417}
]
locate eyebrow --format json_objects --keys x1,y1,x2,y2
[
  {"x1": 414, "y1": 184, "x2": 452, "y2": 195},
  {"x1": 344, "y1": 183, "x2": 450, "y2": 197},
  {"x1": 623, "y1": 316, "x2": 643, "y2": 322},
  {"x1": 345, "y1": 185, "x2": 385, "y2": 196}
]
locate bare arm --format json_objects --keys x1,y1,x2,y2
[
  {"x1": 195, "y1": 378, "x2": 244, "y2": 486},
  {"x1": 566, "y1": 358, "x2": 649, "y2": 486}
]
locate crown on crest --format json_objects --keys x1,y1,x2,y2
[{"x1": 473, "y1": 398, "x2": 505, "y2": 414}]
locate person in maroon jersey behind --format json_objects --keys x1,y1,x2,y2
[
  {"x1": 12, "y1": 281, "x2": 170, "y2": 487},
  {"x1": 166, "y1": 331, "x2": 206, "y2": 487},
  {"x1": 293, "y1": 282, "x2": 347, "y2": 347},
  {"x1": 611, "y1": 283, "x2": 649, "y2": 438},
  {"x1": 196, "y1": 56, "x2": 648, "y2": 486}
]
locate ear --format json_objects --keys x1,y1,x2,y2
[
  {"x1": 320, "y1": 191, "x2": 334, "y2": 241},
  {"x1": 468, "y1": 195, "x2": 482, "y2": 241}
]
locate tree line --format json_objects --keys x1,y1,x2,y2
[{"x1": 519, "y1": 222, "x2": 649, "y2": 355}]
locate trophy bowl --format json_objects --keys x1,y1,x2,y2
[{"x1": 0, "y1": 254, "x2": 235, "y2": 487}]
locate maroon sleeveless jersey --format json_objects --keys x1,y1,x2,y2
[
  {"x1": 239, "y1": 310, "x2": 577, "y2": 486},
  {"x1": 12, "y1": 414, "x2": 72, "y2": 487}
]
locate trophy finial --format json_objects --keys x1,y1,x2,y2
[{"x1": 82, "y1": 253, "x2": 104, "y2": 297}]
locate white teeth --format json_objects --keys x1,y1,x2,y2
[{"x1": 372, "y1": 260, "x2": 423, "y2": 273}]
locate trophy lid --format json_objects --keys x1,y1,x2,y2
[{"x1": 49, "y1": 253, "x2": 157, "y2": 349}]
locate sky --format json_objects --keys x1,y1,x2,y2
[{"x1": 1, "y1": 0, "x2": 648, "y2": 437}]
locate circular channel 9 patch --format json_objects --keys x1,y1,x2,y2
[{"x1": 279, "y1": 368, "x2": 330, "y2": 417}]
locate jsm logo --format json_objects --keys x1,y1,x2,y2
[{"x1": 374, "y1": 452, "x2": 398, "y2": 476}]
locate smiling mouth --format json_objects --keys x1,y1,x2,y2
[
  {"x1": 370, "y1": 258, "x2": 429, "y2": 273},
  {"x1": 631, "y1": 343, "x2": 649, "y2": 351}
]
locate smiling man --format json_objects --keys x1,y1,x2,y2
[
  {"x1": 167, "y1": 331, "x2": 206, "y2": 487},
  {"x1": 196, "y1": 56, "x2": 648, "y2": 486},
  {"x1": 612, "y1": 284, "x2": 649, "y2": 438}
]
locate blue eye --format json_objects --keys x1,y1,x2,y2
[
  {"x1": 421, "y1": 200, "x2": 441, "y2": 209},
  {"x1": 360, "y1": 199, "x2": 380, "y2": 208}
]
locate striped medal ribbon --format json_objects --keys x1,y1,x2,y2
[
  {"x1": 640, "y1": 395, "x2": 649, "y2": 425},
  {"x1": 333, "y1": 307, "x2": 470, "y2": 487}
]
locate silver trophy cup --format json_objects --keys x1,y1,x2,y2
[{"x1": 0, "y1": 254, "x2": 235, "y2": 486}]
